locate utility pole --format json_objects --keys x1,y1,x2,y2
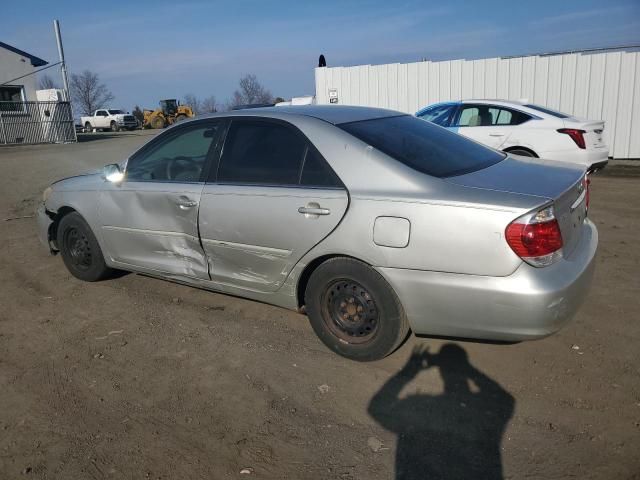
[{"x1": 53, "y1": 20, "x2": 70, "y2": 101}]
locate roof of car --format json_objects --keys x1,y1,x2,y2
[
  {"x1": 462, "y1": 99, "x2": 528, "y2": 106},
  {"x1": 206, "y1": 105, "x2": 404, "y2": 125}
]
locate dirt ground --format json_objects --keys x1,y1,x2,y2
[{"x1": 1, "y1": 132, "x2": 638, "y2": 480}]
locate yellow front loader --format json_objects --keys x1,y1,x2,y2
[{"x1": 143, "y1": 99, "x2": 194, "y2": 129}]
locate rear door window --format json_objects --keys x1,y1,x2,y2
[
  {"x1": 216, "y1": 119, "x2": 342, "y2": 188},
  {"x1": 217, "y1": 120, "x2": 307, "y2": 185},
  {"x1": 339, "y1": 115, "x2": 505, "y2": 178},
  {"x1": 456, "y1": 105, "x2": 530, "y2": 126},
  {"x1": 300, "y1": 148, "x2": 342, "y2": 187}
]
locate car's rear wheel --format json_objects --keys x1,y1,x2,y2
[
  {"x1": 305, "y1": 258, "x2": 409, "y2": 361},
  {"x1": 84, "y1": 122, "x2": 92, "y2": 133},
  {"x1": 506, "y1": 147, "x2": 537, "y2": 157},
  {"x1": 57, "y1": 212, "x2": 113, "y2": 282}
]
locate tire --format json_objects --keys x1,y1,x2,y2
[
  {"x1": 305, "y1": 258, "x2": 410, "y2": 361},
  {"x1": 110, "y1": 121, "x2": 119, "y2": 132},
  {"x1": 175, "y1": 114, "x2": 187, "y2": 123},
  {"x1": 57, "y1": 212, "x2": 113, "y2": 282},
  {"x1": 84, "y1": 122, "x2": 92, "y2": 133},
  {"x1": 151, "y1": 116, "x2": 165, "y2": 129},
  {"x1": 506, "y1": 148, "x2": 536, "y2": 157}
]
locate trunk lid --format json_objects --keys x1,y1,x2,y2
[{"x1": 446, "y1": 155, "x2": 588, "y2": 257}]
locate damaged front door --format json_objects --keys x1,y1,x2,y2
[{"x1": 98, "y1": 120, "x2": 222, "y2": 279}]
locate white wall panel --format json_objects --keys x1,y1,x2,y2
[{"x1": 316, "y1": 48, "x2": 640, "y2": 157}]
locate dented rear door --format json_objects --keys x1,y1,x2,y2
[{"x1": 198, "y1": 117, "x2": 348, "y2": 293}]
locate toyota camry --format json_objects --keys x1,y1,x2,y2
[{"x1": 37, "y1": 106, "x2": 598, "y2": 361}]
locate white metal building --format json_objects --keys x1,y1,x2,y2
[
  {"x1": 0, "y1": 41, "x2": 48, "y2": 102},
  {"x1": 315, "y1": 46, "x2": 640, "y2": 159}
]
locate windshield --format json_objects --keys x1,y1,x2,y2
[
  {"x1": 338, "y1": 115, "x2": 505, "y2": 178},
  {"x1": 524, "y1": 104, "x2": 571, "y2": 119},
  {"x1": 108, "y1": 109, "x2": 124, "y2": 115}
]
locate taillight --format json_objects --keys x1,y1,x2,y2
[
  {"x1": 557, "y1": 128, "x2": 586, "y2": 149},
  {"x1": 506, "y1": 205, "x2": 563, "y2": 267}
]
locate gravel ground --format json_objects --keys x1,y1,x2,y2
[{"x1": 1, "y1": 132, "x2": 638, "y2": 479}]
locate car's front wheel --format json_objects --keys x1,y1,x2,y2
[
  {"x1": 57, "y1": 212, "x2": 114, "y2": 282},
  {"x1": 305, "y1": 258, "x2": 410, "y2": 361}
]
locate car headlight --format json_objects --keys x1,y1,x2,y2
[{"x1": 42, "y1": 186, "x2": 53, "y2": 203}]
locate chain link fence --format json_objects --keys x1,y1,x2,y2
[{"x1": 0, "y1": 101, "x2": 77, "y2": 145}]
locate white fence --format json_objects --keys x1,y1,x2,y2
[{"x1": 315, "y1": 47, "x2": 640, "y2": 159}]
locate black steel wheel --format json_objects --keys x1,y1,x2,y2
[
  {"x1": 305, "y1": 258, "x2": 409, "y2": 361},
  {"x1": 57, "y1": 212, "x2": 113, "y2": 282},
  {"x1": 322, "y1": 279, "x2": 380, "y2": 344}
]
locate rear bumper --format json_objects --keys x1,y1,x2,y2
[
  {"x1": 539, "y1": 147, "x2": 609, "y2": 168},
  {"x1": 377, "y1": 219, "x2": 598, "y2": 341}
]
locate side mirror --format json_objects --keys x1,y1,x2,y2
[{"x1": 103, "y1": 164, "x2": 124, "y2": 183}]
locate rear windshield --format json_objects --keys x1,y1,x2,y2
[
  {"x1": 108, "y1": 109, "x2": 124, "y2": 115},
  {"x1": 524, "y1": 104, "x2": 571, "y2": 119},
  {"x1": 338, "y1": 115, "x2": 505, "y2": 178}
]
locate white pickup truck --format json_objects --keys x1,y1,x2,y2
[{"x1": 81, "y1": 109, "x2": 138, "y2": 132}]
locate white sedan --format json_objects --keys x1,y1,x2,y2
[{"x1": 416, "y1": 100, "x2": 609, "y2": 170}]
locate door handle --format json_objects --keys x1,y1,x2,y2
[
  {"x1": 298, "y1": 206, "x2": 330, "y2": 216},
  {"x1": 176, "y1": 196, "x2": 198, "y2": 209}
]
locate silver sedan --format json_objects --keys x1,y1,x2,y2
[{"x1": 37, "y1": 106, "x2": 598, "y2": 361}]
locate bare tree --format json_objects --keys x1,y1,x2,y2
[
  {"x1": 183, "y1": 93, "x2": 200, "y2": 114},
  {"x1": 231, "y1": 74, "x2": 272, "y2": 107},
  {"x1": 200, "y1": 95, "x2": 217, "y2": 113},
  {"x1": 70, "y1": 70, "x2": 114, "y2": 115},
  {"x1": 38, "y1": 73, "x2": 59, "y2": 90}
]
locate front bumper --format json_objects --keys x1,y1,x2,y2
[
  {"x1": 377, "y1": 219, "x2": 598, "y2": 341},
  {"x1": 36, "y1": 203, "x2": 55, "y2": 252},
  {"x1": 117, "y1": 121, "x2": 138, "y2": 128}
]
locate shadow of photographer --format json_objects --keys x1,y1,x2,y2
[{"x1": 369, "y1": 343, "x2": 515, "y2": 480}]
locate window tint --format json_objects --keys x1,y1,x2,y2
[
  {"x1": 417, "y1": 104, "x2": 454, "y2": 126},
  {"x1": 127, "y1": 123, "x2": 219, "y2": 182},
  {"x1": 218, "y1": 121, "x2": 306, "y2": 185},
  {"x1": 300, "y1": 148, "x2": 341, "y2": 187},
  {"x1": 339, "y1": 115, "x2": 505, "y2": 178},
  {"x1": 524, "y1": 104, "x2": 571, "y2": 118},
  {"x1": 457, "y1": 105, "x2": 530, "y2": 126},
  {"x1": 108, "y1": 109, "x2": 124, "y2": 115}
]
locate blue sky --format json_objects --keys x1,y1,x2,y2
[{"x1": 4, "y1": 0, "x2": 640, "y2": 111}]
